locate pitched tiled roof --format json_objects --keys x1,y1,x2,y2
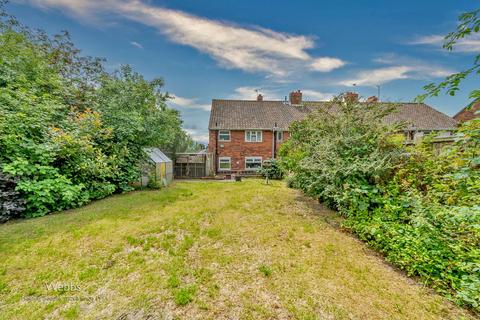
[{"x1": 209, "y1": 99, "x2": 458, "y2": 131}]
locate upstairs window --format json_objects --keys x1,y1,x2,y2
[
  {"x1": 245, "y1": 157, "x2": 262, "y2": 171},
  {"x1": 276, "y1": 131, "x2": 284, "y2": 141},
  {"x1": 245, "y1": 130, "x2": 263, "y2": 142},
  {"x1": 218, "y1": 130, "x2": 231, "y2": 141}
]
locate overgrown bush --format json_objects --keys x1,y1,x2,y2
[
  {"x1": 0, "y1": 7, "x2": 192, "y2": 220},
  {"x1": 345, "y1": 121, "x2": 480, "y2": 309},
  {"x1": 279, "y1": 95, "x2": 404, "y2": 213},
  {"x1": 281, "y1": 95, "x2": 480, "y2": 311},
  {"x1": 260, "y1": 158, "x2": 283, "y2": 180}
]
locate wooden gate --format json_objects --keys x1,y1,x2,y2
[{"x1": 174, "y1": 153, "x2": 207, "y2": 178}]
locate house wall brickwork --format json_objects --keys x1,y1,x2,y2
[
  {"x1": 208, "y1": 130, "x2": 288, "y2": 173},
  {"x1": 454, "y1": 103, "x2": 480, "y2": 123}
]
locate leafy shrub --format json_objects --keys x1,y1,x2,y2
[
  {"x1": 281, "y1": 95, "x2": 480, "y2": 311},
  {"x1": 0, "y1": 8, "x2": 188, "y2": 219},
  {"x1": 279, "y1": 95, "x2": 403, "y2": 214},
  {"x1": 345, "y1": 203, "x2": 480, "y2": 309},
  {"x1": 260, "y1": 158, "x2": 283, "y2": 180},
  {"x1": 2, "y1": 160, "x2": 88, "y2": 217},
  {"x1": 147, "y1": 176, "x2": 163, "y2": 189},
  {"x1": 0, "y1": 170, "x2": 25, "y2": 223}
]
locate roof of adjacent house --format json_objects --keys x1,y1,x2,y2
[
  {"x1": 208, "y1": 99, "x2": 458, "y2": 131},
  {"x1": 453, "y1": 102, "x2": 480, "y2": 122}
]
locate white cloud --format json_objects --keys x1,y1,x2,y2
[
  {"x1": 19, "y1": 0, "x2": 103, "y2": 17},
  {"x1": 184, "y1": 128, "x2": 209, "y2": 143},
  {"x1": 409, "y1": 35, "x2": 444, "y2": 46},
  {"x1": 21, "y1": 0, "x2": 346, "y2": 76},
  {"x1": 339, "y1": 66, "x2": 412, "y2": 86},
  {"x1": 338, "y1": 54, "x2": 454, "y2": 86},
  {"x1": 302, "y1": 89, "x2": 334, "y2": 101},
  {"x1": 409, "y1": 34, "x2": 480, "y2": 53},
  {"x1": 310, "y1": 57, "x2": 346, "y2": 72},
  {"x1": 169, "y1": 94, "x2": 210, "y2": 111},
  {"x1": 231, "y1": 87, "x2": 283, "y2": 100},
  {"x1": 170, "y1": 95, "x2": 196, "y2": 106},
  {"x1": 231, "y1": 87, "x2": 333, "y2": 101},
  {"x1": 129, "y1": 41, "x2": 143, "y2": 49}
]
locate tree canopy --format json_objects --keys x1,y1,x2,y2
[{"x1": 0, "y1": 5, "x2": 195, "y2": 219}]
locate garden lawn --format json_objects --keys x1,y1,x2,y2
[{"x1": 0, "y1": 180, "x2": 473, "y2": 319}]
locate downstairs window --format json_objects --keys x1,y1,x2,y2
[{"x1": 245, "y1": 157, "x2": 262, "y2": 171}]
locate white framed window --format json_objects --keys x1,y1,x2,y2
[
  {"x1": 275, "y1": 131, "x2": 284, "y2": 141},
  {"x1": 245, "y1": 130, "x2": 263, "y2": 142},
  {"x1": 218, "y1": 130, "x2": 231, "y2": 141},
  {"x1": 245, "y1": 157, "x2": 262, "y2": 171},
  {"x1": 218, "y1": 157, "x2": 231, "y2": 171}
]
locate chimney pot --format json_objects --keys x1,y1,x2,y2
[
  {"x1": 289, "y1": 90, "x2": 302, "y2": 105},
  {"x1": 257, "y1": 93, "x2": 263, "y2": 101}
]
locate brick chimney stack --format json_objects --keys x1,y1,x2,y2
[
  {"x1": 257, "y1": 93, "x2": 263, "y2": 101},
  {"x1": 344, "y1": 91, "x2": 359, "y2": 103},
  {"x1": 289, "y1": 90, "x2": 302, "y2": 105},
  {"x1": 366, "y1": 96, "x2": 378, "y2": 103}
]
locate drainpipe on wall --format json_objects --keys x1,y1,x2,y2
[
  {"x1": 272, "y1": 123, "x2": 278, "y2": 159},
  {"x1": 214, "y1": 129, "x2": 218, "y2": 174},
  {"x1": 272, "y1": 130, "x2": 276, "y2": 158}
]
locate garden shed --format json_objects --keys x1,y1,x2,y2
[{"x1": 140, "y1": 148, "x2": 173, "y2": 187}]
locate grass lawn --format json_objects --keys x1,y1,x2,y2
[{"x1": 0, "y1": 180, "x2": 473, "y2": 319}]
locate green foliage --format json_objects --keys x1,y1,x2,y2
[
  {"x1": 281, "y1": 95, "x2": 480, "y2": 311},
  {"x1": 146, "y1": 173, "x2": 163, "y2": 190},
  {"x1": 2, "y1": 160, "x2": 88, "y2": 217},
  {"x1": 174, "y1": 134, "x2": 206, "y2": 154},
  {"x1": 260, "y1": 158, "x2": 284, "y2": 180},
  {"x1": 174, "y1": 286, "x2": 196, "y2": 306},
  {"x1": 417, "y1": 8, "x2": 479, "y2": 107},
  {"x1": 345, "y1": 121, "x2": 480, "y2": 310},
  {"x1": 0, "y1": 7, "x2": 187, "y2": 219},
  {"x1": 412, "y1": 7, "x2": 480, "y2": 307},
  {"x1": 259, "y1": 265, "x2": 272, "y2": 277},
  {"x1": 95, "y1": 65, "x2": 183, "y2": 191},
  {"x1": 279, "y1": 95, "x2": 403, "y2": 213}
]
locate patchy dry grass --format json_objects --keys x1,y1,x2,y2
[{"x1": 0, "y1": 180, "x2": 473, "y2": 319}]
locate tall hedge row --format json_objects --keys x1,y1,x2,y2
[{"x1": 280, "y1": 96, "x2": 480, "y2": 311}]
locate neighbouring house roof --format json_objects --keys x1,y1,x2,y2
[
  {"x1": 453, "y1": 102, "x2": 480, "y2": 123},
  {"x1": 144, "y1": 148, "x2": 172, "y2": 163},
  {"x1": 208, "y1": 99, "x2": 458, "y2": 131}
]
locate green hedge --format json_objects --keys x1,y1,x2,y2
[{"x1": 280, "y1": 96, "x2": 480, "y2": 311}]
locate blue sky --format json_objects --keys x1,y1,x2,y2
[{"x1": 7, "y1": 0, "x2": 479, "y2": 143}]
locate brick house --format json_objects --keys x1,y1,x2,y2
[
  {"x1": 453, "y1": 102, "x2": 480, "y2": 123},
  {"x1": 208, "y1": 91, "x2": 457, "y2": 175}
]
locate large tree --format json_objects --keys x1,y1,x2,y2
[{"x1": 0, "y1": 5, "x2": 188, "y2": 219}]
